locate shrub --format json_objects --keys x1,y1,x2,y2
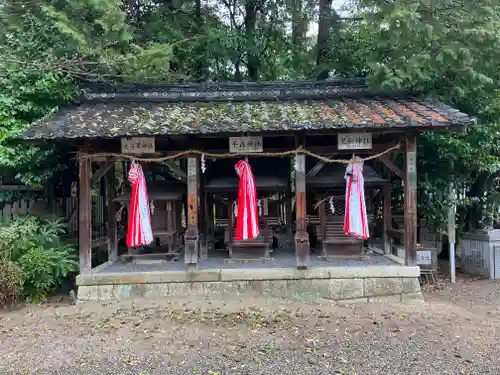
[
  {"x1": 0, "y1": 260, "x2": 22, "y2": 306},
  {"x1": 0, "y1": 216, "x2": 79, "y2": 302}
]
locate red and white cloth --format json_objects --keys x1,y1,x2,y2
[
  {"x1": 344, "y1": 161, "x2": 369, "y2": 239},
  {"x1": 235, "y1": 160, "x2": 259, "y2": 240},
  {"x1": 126, "y1": 162, "x2": 154, "y2": 247}
]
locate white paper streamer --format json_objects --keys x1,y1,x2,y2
[
  {"x1": 234, "y1": 202, "x2": 238, "y2": 217},
  {"x1": 293, "y1": 154, "x2": 299, "y2": 171},
  {"x1": 329, "y1": 197, "x2": 335, "y2": 214},
  {"x1": 201, "y1": 153, "x2": 206, "y2": 173},
  {"x1": 258, "y1": 199, "x2": 262, "y2": 216},
  {"x1": 150, "y1": 200, "x2": 155, "y2": 215}
]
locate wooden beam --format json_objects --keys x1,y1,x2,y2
[
  {"x1": 404, "y1": 134, "x2": 417, "y2": 266},
  {"x1": 382, "y1": 183, "x2": 392, "y2": 255},
  {"x1": 379, "y1": 154, "x2": 404, "y2": 180},
  {"x1": 106, "y1": 165, "x2": 118, "y2": 263},
  {"x1": 306, "y1": 161, "x2": 325, "y2": 177},
  {"x1": 161, "y1": 160, "x2": 187, "y2": 183},
  {"x1": 91, "y1": 161, "x2": 115, "y2": 184},
  {"x1": 79, "y1": 153, "x2": 92, "y2": 273},
  {"x1": 185, "y1": 157, "x2": 199, "y2": 268}
]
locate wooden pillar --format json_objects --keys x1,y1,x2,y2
[
  {"x1": 185, "y1": 157, "x2": 199, "y2": 268},
  {"x1": 227, "y1": 197, "x2": 234, "y2": 257},
  {"x1": 105, "y1": 164, "x2": 118, "y2": 263},
  {"x1": 199, "y1": 191, "x2": 208, "y2": 260},
  {"x1": 295, "y1": 154, "x2": 310, "y2": 268},
  {"x1": 382, "y1": 183, "x2": 392, "y2": 255},
  {"x1": 319, "y1": 200, "x2": 326, "y2": 244},
  {"x1": 286, "y1": 192, "x2": 292, "y2": 235},
  {"x1": 286, "y1": 159, "x2": 293, "y2": 236},
  {"x1": 262, "y1": 198, "x2": 269, "y2": 246},
  {"x1": 78, "y1": 154, "x2": 92, "y2": 274},
  {"x1": 404, "y1": 134, "x2": 417, "y2": 266}
]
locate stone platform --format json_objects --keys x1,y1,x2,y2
[{"x1": 76, "y1": 258, "x2": 423, "y2": 303}]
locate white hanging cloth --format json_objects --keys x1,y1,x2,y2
[{"x1": 344, "y1": 158, "x2": 369, "y2": 239}]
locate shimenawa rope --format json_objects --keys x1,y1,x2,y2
[{"x1": 78, "y1": 144, "x2": 400, "y2": 165}]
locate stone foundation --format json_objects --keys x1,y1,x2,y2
[{"x1": 77, "y1": 266, "x2": 423, "y2": 303}]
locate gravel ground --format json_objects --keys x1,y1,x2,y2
[{"x1": 1, "y1": 278, "x2": 500, "y2": 375}]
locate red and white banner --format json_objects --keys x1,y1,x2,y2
[
  {"x1": 126, "y1": 162, "x2": 154, "y2": 247},
  {"x1": 344, "y1": 161, "x2": 369, "y2": 239},
  {"x1": 235, "y1": 160, "x2": 259, "y2": 240}
]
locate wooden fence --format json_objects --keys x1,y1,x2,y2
[
  {"x1": 0, "y1": 199, "x2": 35, "y2": 222},
  {"x1": 0, "y1": 197, "x2": 106, "y2": 240}
]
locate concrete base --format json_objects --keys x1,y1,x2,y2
[{"x1": 76, "y1": 265, "x2": 423, "y2": 303}]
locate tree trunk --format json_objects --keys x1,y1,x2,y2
[
  {"x1": 289, "y1": 0, "x2": 308, "y2": 70},
  {"x1": 194, "y1": 0, "x2": 205, "y2": 80},
  {"x1": 316, "y1": 0, "x2": 337, "y2": 80},
  {"x1": 245, "y1": 0, "x2": 260, "y2": 81},
  {"x1": 468, "y1": 172, "x2": 489, "y2": 230}
]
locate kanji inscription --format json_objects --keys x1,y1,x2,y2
[
  {"x1": 229, "y1": 137, "x2": 263, "y2": 153},
  {"x1": 121, "y1": 137, "x2": 155, "y2": 154},
  {"x1": 337, "y1": 133, "x2": 372, "y2": 150}
]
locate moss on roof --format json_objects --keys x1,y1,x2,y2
[{"x1": 20, "y1": 80, "x2": 475, "y2": 140}]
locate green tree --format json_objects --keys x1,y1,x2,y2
[{"x1": 349, "y1": 0, "x2": 500, "y2": 232}]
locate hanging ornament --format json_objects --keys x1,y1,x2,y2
[
  {"x1": 329, "y1": 196, "x2": 335, "y2": 214},
  {"x1": 150, "y1": 200, "x2": 155, "y2": 215},
  {"x1": 201, "y1": 153, "x2": 206, "y2": 173},
  {"x1": 234, "y1": 202, "x2": 238, "y2": 218},
  {"x1": 258, "y1": 199, "x2": 262, "y2": 216}
]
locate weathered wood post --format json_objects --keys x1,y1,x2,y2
[
  {"x1": 295, "y1": 153, "x2": 310, "y2": 269},
  {"x1": 404, "y1": 134, "x2": 417, "y2": 266},
  {"x1": 199, "y1": 190, "x2": 208, "y2": 260},
  {"x1": 78, "y1": 152, "x2": 92, "y2": 273},
  {"x1": 262, "y1": 198, "x2": 270, "y2": 257},
  {"x1": 185, "y1": 157, "x2": 199, "y2": 270},
  {"x1": 319, "y1": 200, "x2": 326, "y2": 244},
  {"x1": 105, "y1": 163, "x2": 118, "y2": 263},
  {"x1": 227, "y1": 197, "x2": 234, "y2": 257},
  {"x1": 382, "y1": 183, "x2": 392, "y2": 255}
]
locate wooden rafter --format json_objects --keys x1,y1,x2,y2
[
  {"x1": 161, "y1": 161, "x2": 187, "y2": 183},
  {"x1": 379, "y1": 154, "x2": 404, "y2": 180},
  {"x1": 306, "y1": 161, "x2": 325, "y2": 177},
  {"x1": 91, "y1": 161, "x2": 115, "y2": 184}
]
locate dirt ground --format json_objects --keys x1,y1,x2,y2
[{"x1": 1, "y1": 278, "x2": 500, "y2": 375}]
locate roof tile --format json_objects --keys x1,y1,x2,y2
[{"x1": 19, "y1": 80, "x2": 476, "y2": 140}]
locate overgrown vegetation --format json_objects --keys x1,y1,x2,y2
[
  {"x1": 0, "y1": 216, "x2": 78, "y2": 303},
  {"x1": 0, "y1": 0, "x2": 500, "y2": 235},
  {"x1": 0, "y1": 260, "x2": 22, "y2": 306}
]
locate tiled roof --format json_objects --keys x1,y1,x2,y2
[{"x1": 20, "y1": 80, "x2": 476, "y2": 140}]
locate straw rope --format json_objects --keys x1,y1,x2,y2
[{"x1": 78, "y1": 144, "x2": 400, "y2": 165}]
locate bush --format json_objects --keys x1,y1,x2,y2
[
  {"x1": 0, "y1": 260, "x2": 22, "y2": 306},
  {"x1": 0, "y1": 216, "x2": 79, "y2": 302}
]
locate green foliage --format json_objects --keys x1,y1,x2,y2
[
  {"x1": 0, "y1": 0, "x2": 499, "y2": 234},
  {"x1": 346, "y1": 0, "x2": 500, "y2": 232},
  {"x1": 0, "y1": 216, "x2": 79, "y2": 302},
  {"x1": 0, "y1": 0, "x2": 176, "y2": 198},
  {"x1": 0, "y1": 260, "x2": 23, "y2": 306}
]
